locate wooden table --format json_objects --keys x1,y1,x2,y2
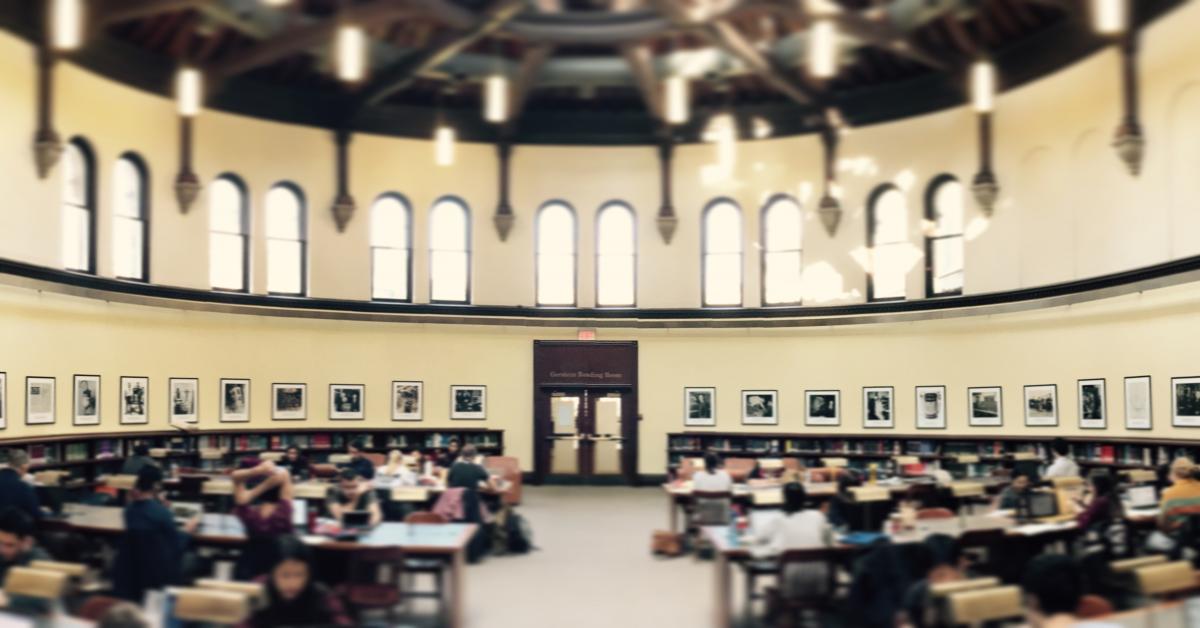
[{"x1": 48, "y1": 504, "x2": 477, "y2": 628}]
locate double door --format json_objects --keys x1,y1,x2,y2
[{"x1": 546, "y1": 388, "x2": 626, "y2": 478}]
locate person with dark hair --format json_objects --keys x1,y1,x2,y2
[
  {"x1": 899, "y1": 535, "x2": 969, "y2": 628},
  {"x1": 437, "y1": 438, "x2": 462, "y2": 470},
  {"x1": 112, "y1": 465, "x2": 198, "y2": 601},
  {"x1": 1076, "y1": 473, "x2": 1124, "y2": 529},
  {"x1": 1021, "y1": 555, "x2": 1086, "y2": 627},
  {"x1": 826, "y1": 471, "x2": 862, "y2": 530},
  {"x1": 120, "y1": 444, "x2": 156, "y2": 476},
  {"x1": 278, "y1": 446, "x2": 310, "y2": 482},
  {"x1": 325, "y1": 468, "x2": 381, "y2": 527},
  {"x1": 994, "y1": 472, "x2": 1034, "y2": 511},
  {"x1": 342, "y1": 439, "x2": 375, "y2": 481},
  {"x1": 238, "y1": 536, "x2": 351, "y2": 627},
  {"x1": 0, "y1": 449, "x2": 41, "y2": 522},
  {"x1": 753, "y1": 483, "x2": 832, "y2": 598},
  {"x1": 0, "y1": 507, "x2": 49, "y2": 583},
  {"x1": 692, "y1": 452, "x2": 733, "y2": 492},
  {"x1": 97, "y1": 602, "x2": 150, "y2": 628},
  {"x1": 231, "y1": 459, "x2": 295, "y2": 579},
  {"x1": 1045, "y1": 438, "x2": 1080, "y2": 479}
]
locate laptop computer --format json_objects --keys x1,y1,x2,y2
[
  {"x1": 342, "y1": 510, "x2": 371, "y2": 530},
  {"x1": 291, "y1": 499, "x2": 307, "y2": 527},
  {"x1": 1027, "y1": 491, "x2": 1059, "y2": 519},
  {"x1": 1126, "y1": 485, "x2": 1158, "y2": 510}
]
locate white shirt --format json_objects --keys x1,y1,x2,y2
[
  {"x1": 754, "y1": 510, "x2": 832, "y2": 596},
  {"x1": 373, "y1": 466, "x2": 418, "y2": 488},
  {"x1": 692, "y1": 469, "x2": 733, "y2": 492},
  {"x1": 1044, "y1": 455, "x2": 1080, "y2": 479}
]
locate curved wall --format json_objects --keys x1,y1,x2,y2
[
  {"x1": 2, "y1": 4, "x2": 1200, "y2": 309},
  {"x1": 1, "y1": 278, "x2": 1200, "y2": 474}
]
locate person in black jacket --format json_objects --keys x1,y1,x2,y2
[
  {"x1": 120, "y1": 445, "x2": 157, "y2": 476},
  {"x1": 342, "y1": 439, "x2": 375, "y2": 481},
  {"x1": 0, "y1": 449, "x2": 41, "y2": 523},
  {"x1": 112, "y1": 465, "x2": 199, "y2": 601}
]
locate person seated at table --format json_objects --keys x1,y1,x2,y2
[
  {"x1": 1044, "y1": 438, "x2": 1080, "y2": 479},
  {"x1": 0, "y1": 449, "x2": 41, "y2": 522},
  {"x1": 97, "y1": 602, "x2": 150, "y2": 628},
  {"x1": 1158, "y1": 457, "x2": 1200, "y2": 533},
  {"x1": 112, "y1": 465, "x2": 199, "y2": 602},
  {"x1": 447, "y1": 445, "x2": 499, "y2": 492},
  {"x1": 826, "y1": 471, "x2": 862, "y2": 531},
  {"x1": 232, "y1": 459, "x2": 295, "y2": 579},
  {"x1": 239, "y1": 536, "x2": 351, "y2": 628},
  {"x1": 374, "y1": 450, "x2": 418, "y2": 488},
  {"x1": 326, "y1": 468, "x2": 382, "y2": 528},
  {"x1": 342, "y1": 439, "x2": 375, "y2": 481},
  {"x1": 1076, "y1": 473, "x2": 1124, "y2": 530},
  {"x1": 994, "y1": 467, "x2": 1034, "y2": 511},
  {"x1": 898, "y1": 535, "x2": 969, "y2": 628},
  {"x1": 754, "y1": 483, "x2": 832, "y2": 597},
  {"x1": 278, "y1": 446, "x2": 310, "y2": 482},
  {"x1": 120, "y1": 445, "x2": 157, "y2": 476},
  {"x1": 1020, "y1": 555, "x2": 1099, "y2": 628},
  {"x1": 0, "y1": 507, "x2": 53, "y2": 615},
  {"x1": 437, "y1": 439, "x2": 462, "y2": 470},
  {"x1": 692, "y1": 452, "x2": 733, "y2": 493}
]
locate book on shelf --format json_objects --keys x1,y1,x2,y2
[{"x1": 65, "y1": 443, "x2": 90, "y2": 462}]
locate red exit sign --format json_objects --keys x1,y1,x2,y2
[{"x1": 577, "y1": 329, "x2": 596, "y2": 341}]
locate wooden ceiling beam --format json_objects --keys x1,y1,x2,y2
[
  {"x1": 97, "y1": 0, "x2": 268, "y2": 38},
  {"x1": 1021, "y1": 0, "x2": 1077, "y2": 12},
  {"x1": 620, "y1": 43, "x2": 664, "y2": 120},
  {"x1": 509, "y1": 43, "x2": 555, "y2": 120},
  {"x1": 347, "y1": 0, "x2": 527, "y2": 114},
  {"x1": 831, "y1": 13, "x2": 952, "y2": 71},
  {"x1": 705, "y1": 19, "x2": 824, "y2": 105}
]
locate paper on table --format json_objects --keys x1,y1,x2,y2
[{"x1": 1011, "y1": 522, "x2": 1075, "y2": 536}]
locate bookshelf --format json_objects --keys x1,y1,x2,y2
[{"x1": 665, "y1": 432, "x2": 1193, "y2": 474}]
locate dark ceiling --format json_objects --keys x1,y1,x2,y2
[{"x1": 0, "y1": 0, "x2": 1184, "y2": 144}]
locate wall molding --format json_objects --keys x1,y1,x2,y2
[{"x1": 2, "y1": 255, "x2": 1200, "y2": 328}]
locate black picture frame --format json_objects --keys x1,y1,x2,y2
[
  {"x1": 0, "y1": 371, "x2": 6, "y2": 430},
  {"x1": 25, "y1": 376, "x2": 55, "y2": 426},
  {"x1": 329, "y1": 384, "x2": 365, "y2": 420},
  {"x1": 1077, "y1": 378, "x2": 1107, "y2": 430},
  {"x1": 73, "y1": 374, "x2": 102, "y2": 427},
  {"x1": 168, "y1": 377, "x2": 199, "y2": 424},
  {"x1": 118, "y1": 376, "x2": 150, "y2": 426},
  {"x1": 1123, "y1": 375, "x2": 1152, "y2": 431},
  {"x1": 1023, "y1": 384, "x2": 1059, "y2": 427},
  {"x1": 1171, "y1": 376, "x2": 1200, "y2": 428},
  {"x1": 684, "y1": 387, "x2": 716, "y2": 427},
  {"x1": 450, "y1": 385, "x2": 487, "y2": 420},
  {"x1": 271, "y1": 383, "x2": 307, "y2": 421},
  {"x1": 914, "y1": 385, "x2": 948, "y2": 430},
  {"x1": 219, "y1": 378, "x2": 251, "y2": 423},
  {"x1": 804, "y1": 390, "x2": 840, "y2": 427},
  {"x1": 740, "y1": 389, "x2": 778, "y2": 426},
  {"x1": 967, "y1": 386, "x2": 1003, "y2": 427},
  {"x1": 862, "y1": 386, "x2": 895, "y2": 429},
  {"x1": 391, "y1": 380, "x2": 423, "y2": 421}
]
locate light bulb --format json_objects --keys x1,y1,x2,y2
[
  {"x1": 50, "y1": 0, "x2": 84, "y2": 51},
  {"x1": 971, "y1": 61, "x2": 995, "y2": 113},
  {"x1": 664, "y1": 75, "x2": 689, "y2": 125},
  {"x1": 435, "y1": 126, "x2": 456, "y2": 167},
  {"x1": 808, "y1": 20, "x2": 837, "y2": 79},
  {"x1": 336, "y1": 24, "x2": 367, "y2": 82},
  {"x1": 1093, "y1": 0, "x2": 1127, "y2": 34},
  {"x1": 176, "y1": 67, "x2": 203, "y2": 117},
  {"x1": 484, "y1": 74, "x2": 508, "y2": 123}
]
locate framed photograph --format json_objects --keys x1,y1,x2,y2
[
  {"x1": 451, "y1": 385, "x2": 487, "y2": 420},
  {"x1": 1124, "y1": 375, "x2": 1152, "y2": 430},
  {"x1": 741, "y1": 390, "x2": 778, "y2": 426},
  {"x1": 73, "y1": 374, "x2": 101, "y2": 426},
  {"x1": 0, "y1": 372, "x2": 6, "y2": 430},
  {"x1": 805, "y1": 390, "x2": 840, "y2": 426},
  {"x1": 330, "y1": 384, "x2": 365, "y2": 420},
  {"x1": 219, "y1": 378, "x2": 251, "y2": 423},
  {"x1": 1078, "y1": 378, "x2": 1106, "y2": 430},
  {"x1": 25, "y1": 376, "x2": 55, "y2": 425},
  {"x1": 168, "y1": 378, "x2": 199, "y2": 424},
  {"x1": 862, "y1": 386, "x2": 894, "y2": 429},
  {"x1": 684, "y1": 387, "x2": 716, "y2": 427},
  {"x1": 1172, "y1": 377, "x2": 1200, "y2": 428},
  {"x1": 1024, "y1": 384, "x2": 1058, "y2": 427},
  {"x1": 915, "y1": 385, "x2": 947, "y2": 429},
  {"x1": 968, "y1": 387, "x2": 1003, "y2": 427},
  {"x1": 272, "y1": 383, "x2": 307, "y2": 421},
  {"x1": 119, "y1": 376, "x2": 149, "y2": 425},
  {"x1": 392, "y1": 381, "x2": 423, "y2": 421}
]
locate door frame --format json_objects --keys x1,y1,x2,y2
[{"x1": 532, "y1": 340, "x2": 638, "y2": 485}]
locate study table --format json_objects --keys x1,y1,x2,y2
[{"x1": 45, "y1": 504, "x2": 477, "y2": 628}]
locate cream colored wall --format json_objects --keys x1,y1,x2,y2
[
  {"x1": 2, "y1": 279, "x2": 1200, "y2": 474},
  {"x1": 2, "y1": 3, "x2": 1200, "y2": 307}
]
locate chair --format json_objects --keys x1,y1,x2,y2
[
  {"x1": 1134, "y1": 560, "x2": 1199, "y2": 598},
  {"x1": 917, "y1": 508, "x2": 955, "y2": 520},
  {"x1": 1110, "y1": 554, "x2": 1167, "y2": 573},
  {"x1": 765, "y1": 548, "x2": 843, "y2": 626},
  {"x1": 1075, "y1": 594, "x2": 1114, "y2": 618},
  {"x1": 947, "y1": 586, "x2": 1023, "y2": 626},
  {"x1": 311, "y1": 463, "x2": 339, "y2": 479},
  {"x1": 172, "y1": 587, "x2": 253, "y2": 625},
  {"x1": 691, "y1": 490, "x2": 733, "y2": 527},
  {"x1": 485, "y1": 455, "x2": 523, "y2": 505},
  {"x1": 75, "y1": 594, "x2": 122, "y2": 621},
  {"x1": 3, "y1": 567, "x2": 68, "y2": 600},
  {"x1": 363, "y1": 452, "x2": 386, "y2": 467},
  {"x1": 195, "y1": 579, "x2": 267, "y2": 611},
  {"x1": 334, "y1": 547, "x2": 407, "y2": 621},
  {"x1": 404, "y1": 512, "x2": 448, "y2": 604}
]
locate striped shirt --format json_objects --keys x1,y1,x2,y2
[{"x1": 1160, "y1": 479, "x2": 1200, "y2": 529}]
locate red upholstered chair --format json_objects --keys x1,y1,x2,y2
[
  {"x1": 403, "y1": 512, "x2": 447, "y2": 605},
  {"x1": 917, "y1": 508, "x2": 955, "y2": 520},
  {"x1": 485, "y1": 456, "x2": 523, "y2": 505},
  {"x1": 333, "y1": 547, "x2": 406, "y2": 622},
  {"x1": 1075, "y1": 594, "x2": 1114, "y2": 618},
  {"x1": 75, "y1": 595, "x2": 122, "y2": 621},
  {"x1": 723, "y1": 458, "x2": 757, "y2": 482},
  {"x1": 310, "y1": 463, "x2": 338, "y2": 479}
]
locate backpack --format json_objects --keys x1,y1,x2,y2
[{"x1": 505, "y1": 511, "x2": 533, "y2": 554}]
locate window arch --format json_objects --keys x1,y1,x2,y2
[
  {"x1": 429, "y1": 196, "x2": 471, "y2": 304},
  {"x1": 702, "y1": 198, "x2": 743, "y2": 307},
  {"x1": 265, "y1": 182, "x2": 306, "y2": 296},
  {"x1": 595, "y1": 201, "x2": 636, "y2": 308},
  {"x1": 536, "y1": 201, "x2": 578, "y2": 307},
  {"x1": 761, "y1": 195, "x2": 803, "y2": 306},
  {"x1": 867, "y1": 184, "x2": 909, "y2": 302},
  {"x1": 370, "y1": 193, "x2": 413, "y2": 301},
  {"x1": 925, "y1": 175, "x2": 965, "y2": 297},
  {"x1": 209, "y1": 174, "x2": 249, "y2": 292},
  {"x1": 61, "y1": 137, "x2": 96, "y2": 273},
  {"x1": 112, "y1": 152, "x2": 149, "y2": 281}
]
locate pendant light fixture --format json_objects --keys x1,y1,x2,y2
[
  {"x1": 817, "y1": 109, "x2": 842, "y2": 236},
  {"x1": 808, "y1": 19, "x2": 837, "y2": 79},
  {"x1": 663, "y1": 74, "x2": 689, "y2": 126},
  {"x1": 434, "y1": 84, "x2": 456, "y2": 167},
  {"x1": 336, "y1": 23, "x2": 367, "y2": 83},
  {"x1": 331, "y1": 129, "x2": 356, "y2": 232},
  {"x1": 175, "y1": 67, "x2": 203, "y2": 117},
  {"x1": 1092, "y1": 0, "x2": 1128, "y2": 35},
  {"x1": 172, "y1": 66, "x2": 204, "y2": 213},
  {"x1": 484, "y1": 74, "x2": 509, "y2": 124},
  {"x1": 32, "y1": 47, "x2": 62, "y2": 179},
  {"x1": 494, "y1": 142, "x2": 515, "y2": 240},
  {"x1": 656, "y1": 138, "x2": 678, "y2": 244},
  {"x1": 49, "y1": 0, "x2": 83, "y2": 52},
  {"x1": 1109, "y1": 1, "x2": 1143, "y2": 176},
  {"x1": 970, "y1": 60, "x2": 999, "y2": 215}
]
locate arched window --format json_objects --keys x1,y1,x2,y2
[
  {"x1": 265, "y1": 183, "x2": 306, "y2": 296},
  {"x1": 925, "y1": 175, "x2": 965, "y2": 297},
  {"x1": 209, "y1": 174, "x2": 249, "y2": 292},
  {"x1": 112, "y1": 152, "x2": 148, "y2": 281},
  {"x1": 702, "y1": 199, "x2": 743, "y2": 307},
  {"x1": 370, "y1": 193, "x2": 412, "y2": 301},
  {"x1": 429, "y1": 197, "x2": 471, "y2": 303},
  {"x1": 595, "y1": 202, "x2": 636, "y2": 307},
  {"x1": 867, "y1": 185, "x2": 909, "y2": 302},
  {"x1": 61, "y1": 138, "x2": 95, "y2": 273},
  {"x1": 536, "y1": 201, "x2": 577, "y2": 307},
  {"x1": 761, "y1": 196, "x2": 803, "y2": 306}
]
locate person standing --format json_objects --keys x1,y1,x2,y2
[
  {"x1": 1044, "y1": 438, "x2": 1080, "y2": 479},
  {"x1": 112, "y1": 466, "x2": 199, "y2": 601}
]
